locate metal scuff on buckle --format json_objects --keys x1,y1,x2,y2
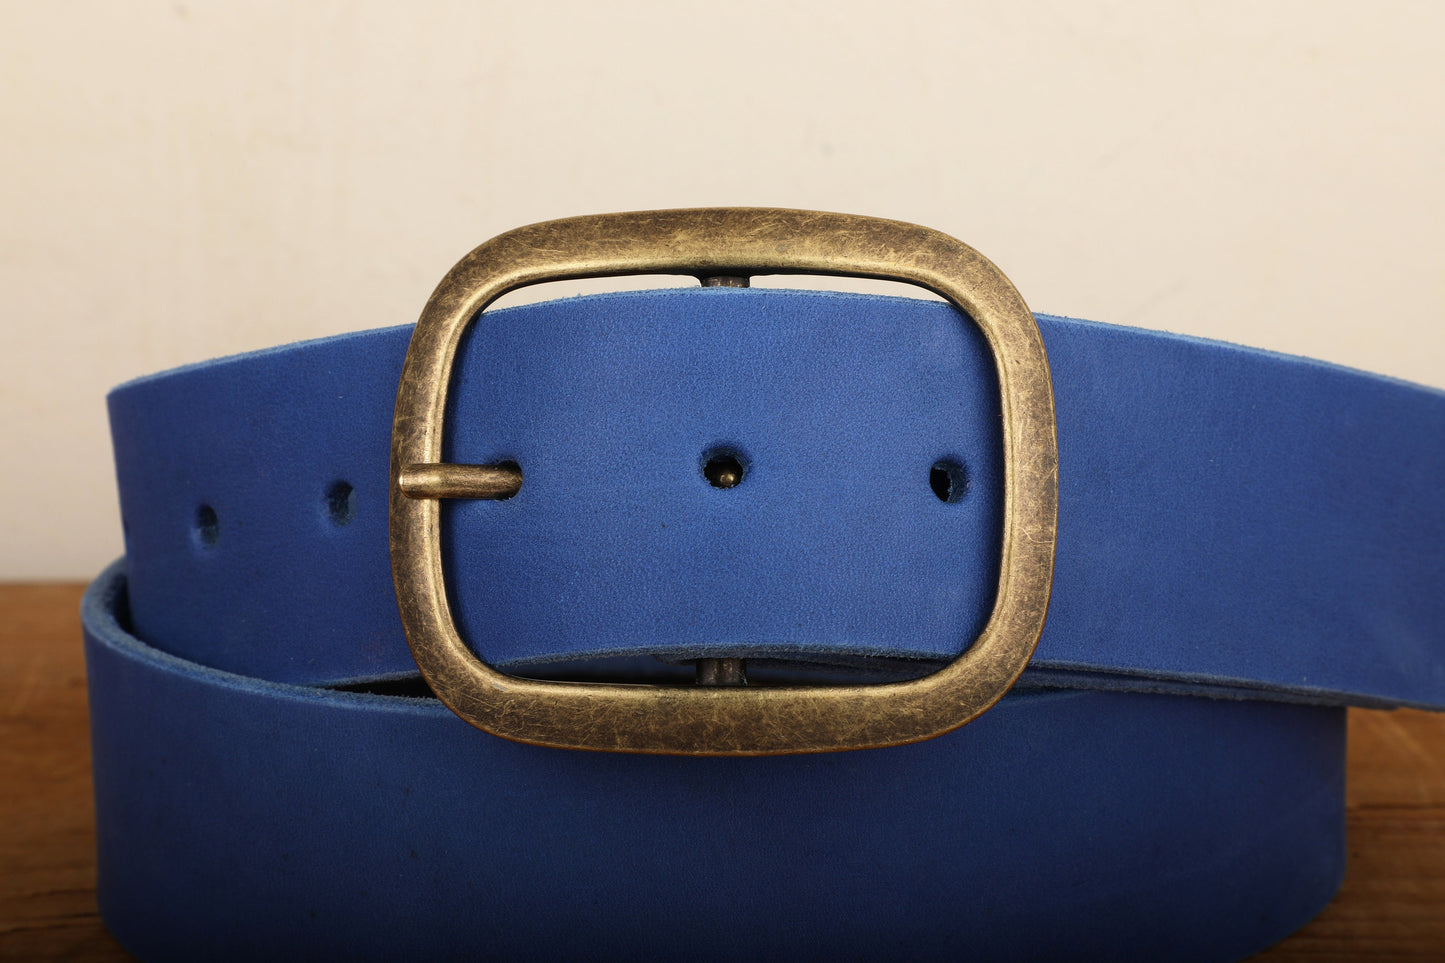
[{"x1": 388, "y1": 209, "x2": 1058, "y2": 755}]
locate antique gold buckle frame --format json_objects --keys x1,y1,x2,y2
[{"x1": 389, "y1": 209, "x2": 1058, "y2": 755}]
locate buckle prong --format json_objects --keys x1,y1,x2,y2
[{"x1": 398, "y1": 462, "x2": 522, "y2": 501}]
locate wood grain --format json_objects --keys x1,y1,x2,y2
[
  {"x1": 0, "y1": 584, "x2": 126, "y2": 960},
  {"x1": 1, "y1": 583, "x2": 1442, "y2": 960}
]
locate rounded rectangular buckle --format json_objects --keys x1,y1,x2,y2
[{"x1": 389, "y1": 209, "x2": 1058, "y2": 755}]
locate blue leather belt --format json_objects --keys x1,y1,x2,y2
[{"x1": 86, "y1": 211, "x2": 1445, "y2": 960}]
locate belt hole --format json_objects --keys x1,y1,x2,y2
[
  {"x1": 493, "y1": 461, "x2": 521, "y2": 500},
  {"x1": 325, "y1": 481, "x2": 356, "y2": 525},
  {"x1": 193, "y1": 504, "x2": 220, "y2": 548},
  {"x1": 702, "y1": 449, "x2": 746, "y2": 489},
  {"x1": 930, "y1": 459, "x2": 967, "y2": 503}
]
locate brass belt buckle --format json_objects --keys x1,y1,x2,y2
[{"x1": 389, "y1": 209, "x2": 1058, "y2": 755}]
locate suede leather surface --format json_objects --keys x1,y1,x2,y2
[
  {"x1": 108, "y1": 289, "x2": 1445, "y2": 706},
  {"x1": 83, "y1": 565, "x2": 1347, "y2": 963}
]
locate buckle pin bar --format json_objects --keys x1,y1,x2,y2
[{"x1": 398, "y1": 462, "x2": 522, "y2": 500}]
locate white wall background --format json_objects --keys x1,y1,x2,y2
[{"x1": 4, "y1": 0, "x2": 1442, "y2": 578}]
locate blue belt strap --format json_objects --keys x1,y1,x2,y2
[
  {"x1": 84, "y1": 564, "x2": 1348, "y2": 962},
  {"x1": 107, "y1": 289, "x2": 1445, "y2": 705},
  {"x1": 88, "y1": 288, "x2": 1445, "y2": 960}
]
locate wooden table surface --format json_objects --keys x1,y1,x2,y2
[{"x1": 2, "y1": 583, "x2": 1443, "y2": 960}]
